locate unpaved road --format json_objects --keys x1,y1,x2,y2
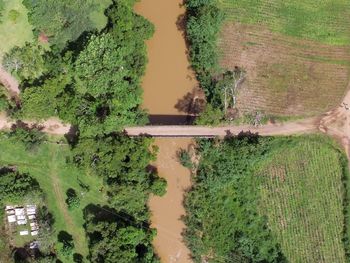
[
  {"x1": 0, "y1": 66, "x2": 20, "y2": 95},
  {"x1": 125, "y1": 117, "x2": 319, "y2": 137},
  {"x1": 0, "y1": 112, "x2": 70, "y2": 135}
]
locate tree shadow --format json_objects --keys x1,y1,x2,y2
[
  {"x1": 64, "y1": 125, "x2": 79, "y2": 147},
  {"x1": 175, "y1": 88, "x2": 206, "y2": 115},
  {"x1": 225, "y1": 130, "x2": 260, "y2": 144},
  {"x1": 57, "y1": 231, "x2": 73, "y2": 245},
  {"x1": 73, "y1": 253, "x2": 84, "y2": 263},
  {"x1": 10, "y1": 120, "x2": 44, "y2": 132}
]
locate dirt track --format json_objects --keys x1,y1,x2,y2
[{"x1": 0, "y1": 66, "x2": 20, "y2": 95}]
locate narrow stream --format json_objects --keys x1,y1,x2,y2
[{"x1": 134, "y1": 1, "x2": 197, "y2": 262}]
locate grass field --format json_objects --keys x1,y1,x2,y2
[
  {"x1": 0, "y1": 134, "x2": 107, "y2": 260},
  {"x1": 0, "y1": 0, "x2": 33, "y2": 61},
  {"x1": 218, "y1": 0, "x2": 350, "y2": 117},
  {"x1": 258, "y1": 137, "x2": 348, "y2": 262}
]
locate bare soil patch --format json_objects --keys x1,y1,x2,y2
[{"x1": 219, "y1": 23, "x2": 350, "y2": 117}]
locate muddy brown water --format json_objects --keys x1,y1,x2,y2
[
  {"x1": 134, "y1": 0, "x2": 198, "y2": 124},
  {"x1": 134, "y1": 1, "x2": 196, "y2": 262}
]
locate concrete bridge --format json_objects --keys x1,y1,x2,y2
[{"x1": 124, "y1": 118, "x2": 318, "y2": 138}]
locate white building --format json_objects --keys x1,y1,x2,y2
[
  {"x1": 7, "y1": 215, "x2": 16, "y2": 223},
  {"x1": 19, "y1": 230, "x2": 29, "y2": 236}
]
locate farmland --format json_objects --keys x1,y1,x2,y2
[
  {"x1": 184, "y1": 135, "x2": 350, "y2": 262},
  {"x1": 259, "y1": 137, "x2": 348, "y2": 263},
  {"x1": 218, "y1": 0, "x2": 350, "y2": 117}
]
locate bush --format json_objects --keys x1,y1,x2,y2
[
  {"x1": 10, "y1": 123, "x2": 47, "y2": 151},
  {"x1": 8, "y1": 9, "x2": 20, "y2": 23},
  {"x1": 177, "y1": 149, "x2": 193, "y2": 169},
  {"x1": 65, "y1": 188, "x2": 80, "y2": 210}
]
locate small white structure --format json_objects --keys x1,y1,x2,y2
[
  {"x1": 17, "y1": 219, "x2": 27, "y2": 225},
  {"x1": 15, "y1": 208, "x2": 25, "y2": 216},
  {"x1": 31, "y1": 231, "x2": 38, "y2": 236},
  {"x1": 5, "y1": 205, "x2": 14, "y2": 210},
  {"x1": 6, "y1": 209, "x2": 15, "y2": 215},
  {"x1": 28, "y1": 215, "x2": 36, "y2": 220},
  {"x1": 17, "y1": 215, "x2": 26, "y2": 220},
  {"x1": 26, "y1": 205, "x2": 36, "y2": 215},
  {"x1": 7, "y1": 215, "x2": 16, "y2": 223},
  {"x1": 19, "y1": 230, "x2": 29, "y2": 236}
]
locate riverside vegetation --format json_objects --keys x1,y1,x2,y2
[{"x1": 183, "y1": 135, "x2": 350, "y2": 263}]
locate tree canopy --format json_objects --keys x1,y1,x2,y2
[{"x1": 23, "y1": 0, "x2": 98, "y2": 50}]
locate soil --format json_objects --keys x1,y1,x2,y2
[{"x1": 219, "y1": 23, "x2": 350, "y2": 116}]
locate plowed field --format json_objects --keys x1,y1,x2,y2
[{"x1": 219, "y1": 0, "x2": 350, "y2": 117}]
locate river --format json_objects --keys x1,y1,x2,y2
[{"x1": 134, "y1": 1, "x2": 196, "y2": 262}]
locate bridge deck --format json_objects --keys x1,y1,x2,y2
[{"x1": 124, "y1": 119, "x2": 318, "y2": 137}]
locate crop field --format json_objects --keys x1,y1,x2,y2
[
  {"x1": 0, "y1": 134, "x2": 106, "y2": 258},
  {"x1": 258, "y1": 137, "x2": 347, "y2": 262},
  {"x1": 218, "y1": 0, "x2": 350, "y2": 117}
]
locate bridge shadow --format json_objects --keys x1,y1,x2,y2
[{"x1": 148, "y1": 114, "x2": 196, "y2": 125}]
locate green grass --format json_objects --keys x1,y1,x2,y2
[
  {"x1": 258, "y1": 137, "x2": 347, "y2": 262},
  {"x1": 219, "y1": 0, "x2": 350, "y2": 45},
  {"x1": 0, "y1": 0, "x2": 33, "y2": 61},
  {"x1": 0, "y1": 135, "x2": 107, "y2": 261},
  {"x1": 89, "y1": 0, "x2": 112, "y2": 31}
]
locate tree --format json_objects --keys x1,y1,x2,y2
[
  {"x1": 57, "y1": 231, "x2": 75, "y2": 258},
  {"x1": 65, "y1": 188, "x2": 80, "y2": 210},
  {"x1": 3, "y1": 43, "x2": 47, "y2": 81},
  {"x1": 23, "y1": 0, "x2": 96, "y2": 50},
  {"x1": 84, "y1": 205, "x2": 159, "y2": 263},
  {"x1": 0, "y1": 167, "x2": 42, "y2": 203},
  {"x1": 10, "y1": 123, "x2": 47, "y2": 151}
]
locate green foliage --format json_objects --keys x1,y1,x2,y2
[
  {"x1": 8, "y1": 9, "x2": 20, "y2": 23},
  {"x1": 186, "y1": 0, "x2": 224, "y2": 76},
  {"x1": 20, "y1": 1, "x2": 152, "y2": 136},
  {"x1": 58, "y1": 231, "x2": 75, "y2": 258},
  {"x1": 195, "y1": 103, "x2": 224, "y2": 125},
  {"x1": 3, "y1": 42, "x2": 47, "y2": 81},
  {"x1": 72, "y1": 135, "x2": 164, "y2": 221},
  {"x1": 10, "y1": 124, "x2": 47, "y2": 151},
  {"x1": 0, "y1": 167, "x2": 42, "y2": 204},
  {"x1": 186, "y1": 0, "x2": 226, "y2": 122},
  {"x1": 0, "y1": 86, "x2": 9, "y2": 112},
  {"x1": 66, "y1": 188, "x2": 81, "y2": 210},
  {"x1": 184, "y1": 136, "x2": 287, "y2": 262},
  {"x1": 185, "y1": 135, "x2": 350, "y2": 262},
  {"x1": 177, "y1": 149, "x2": 193, "y2": 169},
  {"x1": 84, "y1": 205, "x2": 159, "y2": 263},
  {"x1": 23, "y1": 0, "x2": 95, "y2": 50}
]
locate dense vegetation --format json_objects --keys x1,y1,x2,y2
[
  {"x1": 184, "y1": 135, "x2": 350, "y2": 262},
  {"x1": 22, "y1": 0, "x2": 111, "y2": 50},
  {"x1": 185, "y1": 0, "x2": 228, "y2": 124},
  {"x1": 0, "y1": 0, "x2": 165, "y2": 262},
  {"x1": 9, "y1": 0, "x2": 153, "y2": 136}
]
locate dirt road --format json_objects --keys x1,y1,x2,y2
[
  {"x1": 125, "y1": 117, "x2": 319, "y2": 137},
  {"x1": 0, "y1": 66, "x2": 20, "y2": 95},
  {"x1": 0, "y1": 113, "x2": 70, "y2": 135}
]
